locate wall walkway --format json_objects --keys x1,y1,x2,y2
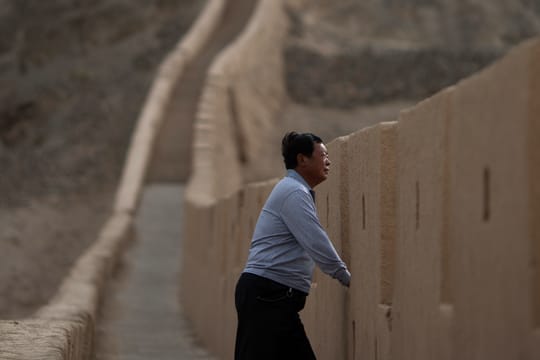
[{"x1": 94, "y1": 185, "x2": 215, "y2": 359}]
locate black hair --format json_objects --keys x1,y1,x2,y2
[{"x1": 281, "y1": 131, "x2": 323, "y2": 169}]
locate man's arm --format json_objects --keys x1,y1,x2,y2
[{"x1": 281, "y1": 190, "x2": 351, "y2": 287}]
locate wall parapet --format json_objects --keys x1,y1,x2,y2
[{"x1": 182, "y1": 36, "x2": 540, "y2": 359}]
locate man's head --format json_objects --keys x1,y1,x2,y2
[{"x1": 281, "y1": 132, "x2": 330, "y2": 188}]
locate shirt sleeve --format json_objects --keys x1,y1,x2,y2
[{"x1": 280, "y1": 189, "x2": 351, "y2": 287}]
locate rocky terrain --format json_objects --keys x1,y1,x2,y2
[
  {"x1": 0, "y1": 0, "x2": 205, "y2": 318},
  {"x1": 280, "y1": 0, "x2": 540, "y2": 140},
  {"x1": 1, "y1": 0, "x2": 539, "y2": 319}
]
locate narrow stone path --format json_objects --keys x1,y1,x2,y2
[
  {"x1": 95, "y1": 184, "x2": 216, "y2": 360},
  {"x1": 94, "y1": 1, "x2": 257, "y2": 358},
  {"x1": 149, "y1": 0, "x2": 258, "y2": 183}
]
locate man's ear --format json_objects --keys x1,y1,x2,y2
[{"x1": 296, "y1": 153, "x2": 305, "y2": 167}]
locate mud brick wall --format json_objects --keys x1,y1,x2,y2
[
  {"x1": 185, "y1": 0, "x2": 287, "y2": 204},
  {"x1": 183, "y1": 37, "x2": 540, "y2": 360}
]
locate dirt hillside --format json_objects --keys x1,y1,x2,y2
[
  {"x1": 280, "y1": 0, "x2": 540, "y2": 141},
  {"x1": 0, "y1": 0, "x2": 205, "y2": 318}
]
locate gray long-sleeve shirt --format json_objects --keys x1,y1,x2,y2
[{"x1": 243, "y1": 170, "x2": 351, "y2": 294}]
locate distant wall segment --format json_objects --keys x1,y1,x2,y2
[
  {"x1": 185, "y1": 0, "x2": 288, "y2": 205},
  {"x1": 182, "y1": 37, "x2": 540, "y2": 359}
]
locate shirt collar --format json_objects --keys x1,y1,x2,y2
[{"x1": 286, "y1": 169, "x2": 316, "y2": 201}]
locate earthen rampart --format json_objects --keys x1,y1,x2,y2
[
  {"x1": 182, "y1": 37, "x2": 540, "y2": 359},
  {"x1": 185, "y1": 0, "x2": 287, "y2": 205}
]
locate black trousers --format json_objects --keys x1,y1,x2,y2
[{"x1": 234, "y1": 272, "x2": 316, "y2": 360}]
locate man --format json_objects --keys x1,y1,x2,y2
[{"x1": 234, "y1": 132, "x2": 351, "y2": 360}]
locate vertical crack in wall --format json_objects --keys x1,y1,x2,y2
[
  {"x1": 362, "y1": 193, "x2": 366, "y2": 230},
  {"x1": 441, "y1": 92, "x2": 453, "y2": 305},
  {"x1": 482, "y1": 167, "x2": 491, "y2": 222},
  {"x1": 380, "y1": 124, "x2": 397, "y2": 306},
  {"x1": 352, "y1": 320, "x2": 356, "y2": 360},
  {"x1": 415, "y1": 180, "x2": 421, "y2": 231},
  {"x1": 529, "y1": 42, "x2": 540, "y2": 328}
]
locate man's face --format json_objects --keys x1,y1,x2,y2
[{"x1": 299, "y1": 142, "x2": 331, "y2": 188}]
